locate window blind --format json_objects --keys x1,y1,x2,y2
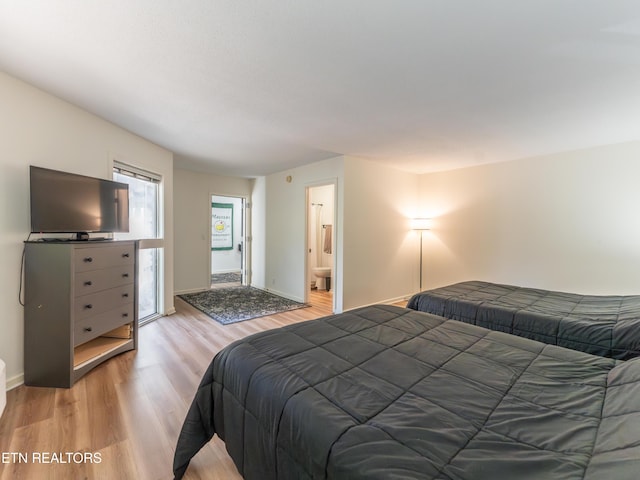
[{"x1": 113, "y1": 161, "x2": 162, "y2": 183}]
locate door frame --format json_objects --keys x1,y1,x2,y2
[
  {"x1": 209, "y1": 193, "x2": 249, "y2": 287},
  {"x1": 304, "y1": 180, "x2": 338, "y2": 313}
]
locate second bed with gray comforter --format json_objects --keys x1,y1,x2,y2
[{"x1": 407, "y1": 280, "x2": 640, "y2": 360}]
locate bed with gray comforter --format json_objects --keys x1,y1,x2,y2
[
  {"x1": 407, "y1": 281, "x2": 640, "y2": 360},
  {"x1": 173, "y1": 304, "x2": 640, "y2": 479}
]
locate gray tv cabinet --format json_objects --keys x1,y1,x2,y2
[{"x1": 24, "y1": 240, "x2": 138, "y2": 388}]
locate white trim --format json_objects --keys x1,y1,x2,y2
[
  {"x1": 304, "y1": 179, "x2": 338, "y2": 314},
  {"x1": 209, "y1": 193, "x2": 250, "y2": 288},
  {"x1": 344, "y1": 295, "x2": 409, "y2": 312},
  {"x1": 7, "y1": 373, "x2": 24, "y2": 391},
  {"x1": 260, "y1": 287, "x2": 305, "y2": 304},
  {"x1": 175, "y1": 287, "x2": 211, "y2": 295},
  {"x1": 138, "y1": 312, "x2": 163, "y2": 327}
]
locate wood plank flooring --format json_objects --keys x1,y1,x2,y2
[
  {"x1": 0, "y1": 290, "x2": 337, "y2": 479},
  {"x1": 0, "y1": 290, "x2": 402, "y2": 480}
]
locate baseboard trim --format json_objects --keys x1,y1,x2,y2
[
  {"x1": 174, "y1": 287, "x2": 209, "y2": 296},
  {"x1": 258, "y1": 286, "x2": 305, "y2": 304},
  {"x1": 7, "y1": 373, "x2": 24, "y2": 391},
  {"x1": 345, "y1": 294, "x2": 410, "y2": 312}
]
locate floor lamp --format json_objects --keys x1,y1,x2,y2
[{"x1": 411, "y1": 218, "x2": 431, "y2": 291}]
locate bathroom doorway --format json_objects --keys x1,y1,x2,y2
[{"x1": 306, "y1": 183, "x2": 335, "y2": 311}]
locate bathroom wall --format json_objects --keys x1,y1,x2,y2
[{"x1": 308, "y1": 184, "x2": 335, "y2": 290}]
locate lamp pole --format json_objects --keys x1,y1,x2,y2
[
  {"x1": 411, "y1": 218, "x2": 430, "y2": 292},
  {"x1": 419, "y1": 229, "x2": 423, "y2": 291}
]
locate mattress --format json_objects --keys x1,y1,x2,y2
[
  {"x1": 173, "y1": 304, "x2": 640, "y2": 479},
  {"x1": 407, "y1": 281, "x2": 640, "y2": 360}
]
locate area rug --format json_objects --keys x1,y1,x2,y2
[
  {"x1": 179, "y1": 286, "x2": 309, "y2": 325},
  {"x1": 211, "y1": 272, "x2": 242, "y2": 284}
]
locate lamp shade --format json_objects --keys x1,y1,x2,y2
[{"x1": 410, "y1": 218, "x2": 431, "y2": 230}]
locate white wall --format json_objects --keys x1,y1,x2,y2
[
  {"x1": 262, "y1": 155, "x2": 421, "y2": 312},
  {"x1": 0, "y1": 72, "x2": 174, "y2": 387},
  {"x1": 174, "y1": 169, "x2": 252, "y2": 293},
  {"x1": 264, "y1": 157, "x2": 345, "y2": 309},
  {"x1": 419, "y1": 141, "x2": 640, "y2": 295},
  {"x1": 342, "y1": 157, "x2": 420, "y2": 309}
]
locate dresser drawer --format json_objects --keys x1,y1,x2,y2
[
  {"x1": 74, "y1": 285, "x2": 134, "y2": 321},
  {"x1": 74, "y1": 244, "x2": 135, "y2": 272},
  {"x1": 74, "y1": 265, "x2": 134, "y2": 296},
  {"x1": 74, "y1": 307, "x2": 134, "y2": 346}
]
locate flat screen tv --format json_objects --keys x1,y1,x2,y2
[{"x1": 30, "y1": 166, "x2": 129, "y2": 235}]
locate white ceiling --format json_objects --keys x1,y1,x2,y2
[{"x1": 1, "y1": 1, "x2": 640, "y2": 177}]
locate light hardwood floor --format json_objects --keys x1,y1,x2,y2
[{"x1": 1, "y1": 290, "x2": 404, "y2": 480}]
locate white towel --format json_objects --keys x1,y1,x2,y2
[{"x1": 323, "y1": 225, "x2": 332, "y2": 254}]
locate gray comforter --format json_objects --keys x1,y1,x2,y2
[
  {"x1": 407, "y1": 281, "x2": 640, "y2": 360},
  {"x1": 173, "y1": 305, "x2": 640, "y2": 479}
]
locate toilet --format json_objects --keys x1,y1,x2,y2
[{"x1": 312, "y1": 267, "x2": 332, "y2": 291}]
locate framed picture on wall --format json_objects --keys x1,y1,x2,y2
[{"x1": 211, "y1": 202, "x2": 233, "y2": 250}]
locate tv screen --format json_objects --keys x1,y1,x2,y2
[{"x1": 30, "y1": 166, "x2": 129, "y2": 234}]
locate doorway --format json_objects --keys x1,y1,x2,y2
[
  {"x1": 211, "y1": 195, "x2": 246, "y2": 289},
  {"x1": 306, "y1": 184, "x2": 335, "y2": 310}
]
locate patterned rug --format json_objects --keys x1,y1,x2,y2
[
  {"x1": 179, "y1": 286, "x2": 309, "y2": 325},
  {"x1": 211, "y1": 272, "x2": 242, "y2": 284}
]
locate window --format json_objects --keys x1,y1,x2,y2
[{"x1": 113, "y1": 162, "x2": 162, "y2": 323}]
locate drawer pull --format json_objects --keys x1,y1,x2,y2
[
  {"x1": 84, "y1": 304, "x2": 93, "y2": 310},
  {"x1": 84, "y1": 281, "x2": 93, "y2": 286},
  {"x1": 122, "y1": 273, "x2": 129, "y2": 278},
  {"x1": 122, "y1": 253, "x2": 130, "y2": 258},
  {"x1": 84, "y1": 327, "x2": 93, "y2": 332},
  {"x1": 122, "y1": 293, "x2": 129, "y2": 298},
  {"x1": 122, "y1": 313, "x2": 129, "y2": 318},
  {"x1": 83, "y1": 257, "x2": 93, "y2": 263}
]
